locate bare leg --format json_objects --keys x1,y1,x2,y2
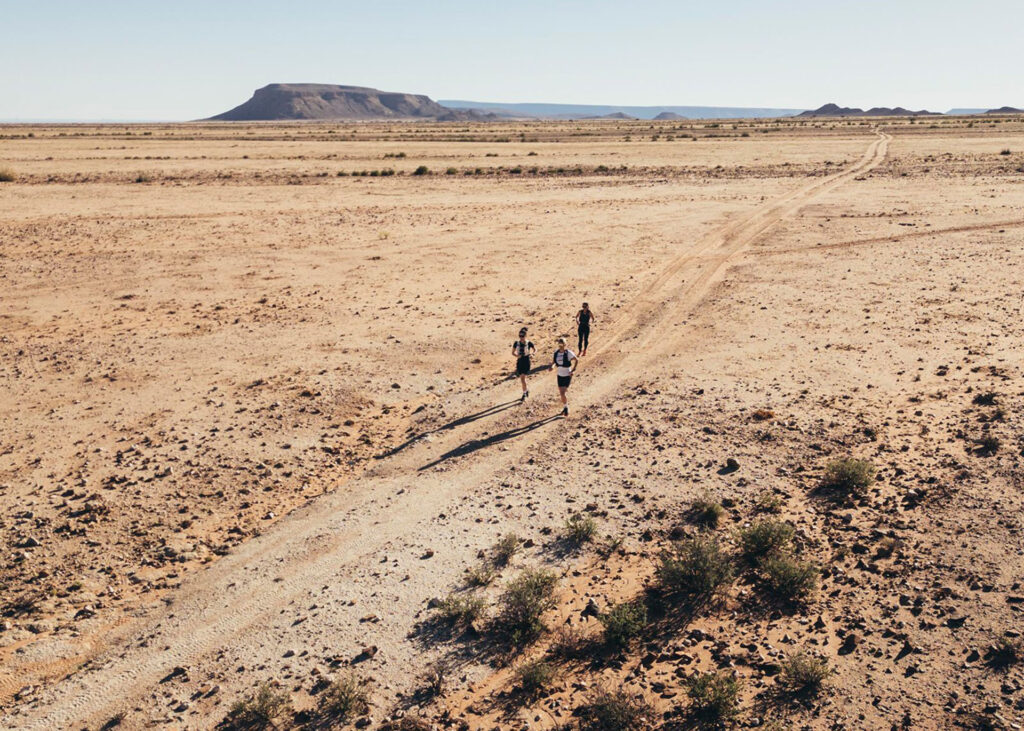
[
  {"x1": 519, "y1": 374, "x2": 528, "y2": 398},
  {"x1": 559, "y1": 387, "x2": 567, "y2": 406}
]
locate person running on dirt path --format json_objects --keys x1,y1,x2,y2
[
  {"x1": 553, "y1": 337, "x2": 578, "y2": 416},
  {"x1": 576, "y1": 302, "x2": 595, "y2": 356},
  {"x1": 512, "y1": 327, "x2": 536, "y2": 401}
]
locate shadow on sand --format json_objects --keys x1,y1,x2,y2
[
  {"x1": 375, "y1": 399, "x2": 523, "y2": 460},
  {"x1": 418, "y1": 414, "x2": 563, "y2": 471}
]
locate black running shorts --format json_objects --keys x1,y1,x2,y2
[
  {"x1": 516, "y1": 356, "x2": 531, "y2": 375},
  {"x1": 557, "y1": 374, "x2": 572, "y2": 388}
]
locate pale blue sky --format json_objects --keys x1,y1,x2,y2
[{"x1": 2, "y1": 0, "x2": 1022, "y2": 120}]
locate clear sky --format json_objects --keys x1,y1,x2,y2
[{"x1": 2, "y1": 0, "x2": 1022, "y2": 120}]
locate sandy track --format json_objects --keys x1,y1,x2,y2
[{"x1": 4, "y1": 132, "x2": 889, "y2": 730}]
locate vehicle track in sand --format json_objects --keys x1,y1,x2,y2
[{"x1": 3, "y1": 132, "x2": 889, "y2": 730}]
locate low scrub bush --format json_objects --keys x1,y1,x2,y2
[
  {"x1": 577, "y1": 688, "x2": 652, "y2": 731},
  {"x1": 515, "y1": 658, "x2": 557, "y2": 695},
  {"x1": 761, "y1": 554, "x2": 818, "y2": 605},
  {"x1": 226, "y1": 683, "x2": 292, "y2": 729},
  {"x1": 990, "y1": 637, "x2": 1022, "y2": 669},
  {"x1": 738, "y1": 520, "x2": 794, "y2": 562},
  {"x1": 781, "y1": 651, "x2": 834, "y2": 694},
  {"x1": 599, "y1": 601, "x2": 647, "y2": 650},
  {"x1": 466, "y1": 562, "x2": 497, "y2": 587},
  {"x1": 690, "y1": 492, "x2": 724, "y2": 528},
  {"x1": 435, "y1": 593, "x2": 486, "y2": 627},
  {"x1": 656, "y1": 534, "x2": 734, "y2": 600},
  {"x1": 686, "y1": 671, "x2": 741, "y2": 722},
  {"x1": 496, "y1": 568, "x2": 558, "y2": 645},
  {"x1": 0, "y1": 167, "x2": 16, "y2": 182},
  {"x1": 492, "y1": 533, "x2": 521, "y2": 566},
  {"x1": 412, "y1": 165, "x2": 429, "y2": 175},
  {"x1": 318, "y1": 672, "x2": 369, "y2": 721},
  {"x1": 820, "y1": 458, "x2": 875, "y2": 498},
  {"x1": 564, "y1": 512, "x2": 597, "y2": 546}
]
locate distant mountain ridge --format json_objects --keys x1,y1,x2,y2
[
  {"x1": 799, "y1": 103, "x2": 939, "y2": 118},
  {"x1": 439, "y1": 100, "x2": 801, "y2": 120},
  {"x1": 208, "y1": 84, "x2": 485, "y2": 121},
  {"x1": 986, "y1": 106, "x2": 1024, "y2": 114}
]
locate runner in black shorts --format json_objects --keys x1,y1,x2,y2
[
  {"x1": 511, "y1": 327, "x2": 535, "y2": 401},
  {"x1": 576, "y1": 302, "x2": 595, "y2": 356},
  {"x1": 553, "y1": 337, "x2": 578, "y2": 416}
]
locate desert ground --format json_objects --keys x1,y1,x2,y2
[{"x1": 1, "y1": 116, "x2": 1023, "y2": 730}]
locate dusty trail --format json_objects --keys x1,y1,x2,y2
[{"x1": 4, "y1": 133, "x2": 889, "y2": 730}]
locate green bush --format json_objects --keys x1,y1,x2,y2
[
  {"x1": 690, "y1": 492, "x2": 725, "y2": 527},
  {"x1": 577, "y1": 688, "x2": 651, "y2": 731},
  {"x1": 318, "y1": 672, "x2": 369, "y2": 721},
  {"x1": 656, "y1": 534, "x2": 734, "y2": 600},
  {"x1": 226, "y1": 683, "x2": 292, "y2": 729},
  {"x1": 686, "y1": 671, "x2": 741, "y2": 721},
  {"x1": 412, "y1": 165, "x2": 429, "y2": 175},
  {"x1": 496, "y1": 568, "x2": 558, "y2": 645},
  {"x1": 434, "y1": 593, "x2": 486, "y2": 627},
  {"x1": 820, "y1": 458, "x2": 875, "y2": 498},
  {"x1": 761, "y1": 553, "x2": 818, "y2": 604},
  {"x1": 564, "y1": 512, "x2": 597, "y2": 546},
  {"x1": 738, "y1": 520, "x2": 794, "y2": 562},
  {"x1": 599, "y1": 601, "x2": 647, "y2": 650},
  {"x1": 515, "y1": 658, "x2": 557, "y2": 695},
  {"x1": 781, "y1": 651, "x2": 834, "y2": 694}
]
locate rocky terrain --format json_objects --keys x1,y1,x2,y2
[{"x1": 1, "y1": 116, "x2": 1023, "y2": 730}]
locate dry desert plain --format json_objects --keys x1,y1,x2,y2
[{"x1": 2, "y1": 116, "x2": 1024, "y2": 730}]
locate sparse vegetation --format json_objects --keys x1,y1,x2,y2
[
  {"x1": 496, "y1": 568, "x2": 558, "y2": 645},
  {"x1": 999, "y1": 148, "x2": 1011, "y2": 155},
  {"x1": 134, "y1": 172, "x2": 153, "y2": 183},
  {"x1": 413, "y1": 165, "x2": 429, "y2": 175},
  {"x1": 977, "y1": 434, "x2": 1001, "y2": 455},
  {"x1": 434, "y1": 593, "x2": 486, "y2": 627},
  {"x1": 738, "y1": 519, "x2": 794, "y2": 562},
  {"x1": 820, "y1": 458, "x2": 875, "y2": 499},
  {"x1": 690, "y1": 492, "x2": 725, "y2": 527},
  {"x1": 686, "y1": 670, "x2": 741, "y2": 721},
  {"x1": 989, "y1": 636, "x2": 1022, "y2": 669},
  {"x1": 761, "y1": 553, "x2": 818, "y2": 605},
  {"x1": 226, "y1": 683, "x2": 292, "y2": 729},
  {"x1": 318, "y1": 672, "x2": 370, "y2": 722},
  {"x1": 515, "y1": 658, "x2": 557, "y2": 696},
  {"x1": 419, "y1": 659, "x2": 451, "y2": 699},
  {"x1": 0, "y1": 167, "x2": 16, "y2": 182},
  {"x1": 492, "y1": 533, "x2": 521, "y2": 566},
  {"x1": 550, "y1": 625, "x2": 591, "y2": 660},
  {"x1": 577, "y1": 688, "x2": 652, "y2": 731},
  {"x1": 656, "y1": 534, "x2": 735, "y2": 601},
  {"x1": 466, "y1": 562, "x2": 497, "y2": 587},
  {"x1": 754, "y1": 490, "x2": 783, "y2": 513},
  {"x1": 781, "y1": 651, "x2": 834, "y2": 694},
  {"x1": 599, "y1": 601, "x2": 647, "y2": 650},
  {"x1": 564, "y1": 512, "x2": 597, "y2": 546}
]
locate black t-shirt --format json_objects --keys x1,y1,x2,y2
[{"x1": 578, "y1": 310, "x2": 592, "y2": 328}]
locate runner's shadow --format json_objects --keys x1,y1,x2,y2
[
  {"x1": 375, "y1": 400, "x2": 521, "y2": 459},
  {"x1": 418, "y1": 414, "x2": 562, "y2": 471},
  {"x1": 494, "y1": 362, "x2": 553, "y2": 385}
]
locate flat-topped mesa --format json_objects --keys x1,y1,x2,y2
[
  {"x1": 207, "y1": 83, "x2": 475, "y2": 121},
  {"x1": 798, "y1": 102, "x2": 939, "y2": 117}
]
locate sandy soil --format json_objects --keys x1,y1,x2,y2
[{"x1": 1, "y1": 117, "x2": 1023, "y2": 730}]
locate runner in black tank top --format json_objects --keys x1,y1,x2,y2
[
  {"x1": 576, "y1": 302, "x2": 595, "y2": 356},
  {"x1": 511, "y1": 327, "x2": 535, "y2": 401}
]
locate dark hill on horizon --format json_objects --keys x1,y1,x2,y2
[
  {"x1": 799, "y1": 102, "x2": 939, "y2": 117},
  {"x1": 208, "y1": 84, "x2": 485, "y2": 121},
  {"x1": 986, "y1": 106, "x2": 1024, "y2": 114}
]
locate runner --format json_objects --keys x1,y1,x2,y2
[
  {"x1": 511, "y1": 327, "x2": 535, "y2": 401},
  {"x1": 553, "y1": 337, "x2": 578, "y2": 416},
  {"x1": 576, "y1": 302, "x2": 595, "y2": 356}
]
